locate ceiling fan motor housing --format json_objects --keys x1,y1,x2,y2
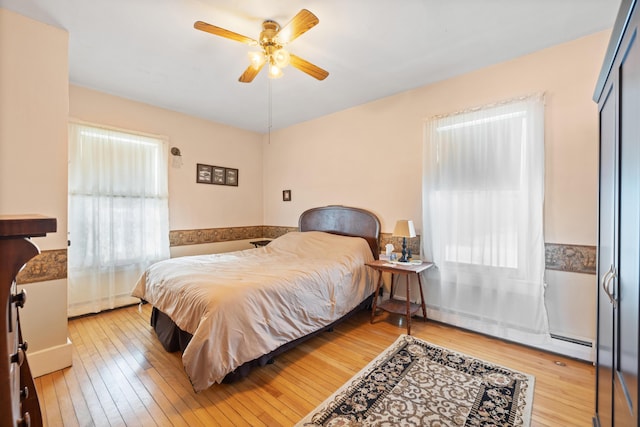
[{"x1": 260, "y1": 20, "x2": 284, "y2": 60}]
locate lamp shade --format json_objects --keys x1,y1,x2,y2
[
  {"x1": 392, "y1": 220, "x2": 416, "y2": 238},
  {"x1": 268, "y1": 63, "x2": 283, "y2": 79},
  {"x1": 273, "y1": 48, "x2": 290, "y2": 68},
  {"x1": 248, "y1": 51, "x2": 266, "y2": 70}
]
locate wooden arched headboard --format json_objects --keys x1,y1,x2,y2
[{"x1": 298, "y1": 205, "x2": 380, "y2": 259}]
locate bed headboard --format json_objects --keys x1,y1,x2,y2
[{"x1": 298, "y1": 205, "x2": 381, "y2": 259}]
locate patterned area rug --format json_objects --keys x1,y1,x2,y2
[{"x1": 297, "y1": 334, "x2": 534, "y2": 426}]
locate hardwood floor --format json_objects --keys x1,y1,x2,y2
[{"x1": 35, "y1": 304, "x2": 595, "y2": 426}]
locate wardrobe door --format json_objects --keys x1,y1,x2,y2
[
  {"x1": 614, "y1": 15, "x2": 640, "y2": 425},
  {"x1": 596, "y1": 81, "x2": 617, "y2": 427}
]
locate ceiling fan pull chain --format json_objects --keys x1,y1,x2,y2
[{"x1": 268, "y1": 79, "x2": 272, "y2": 143}]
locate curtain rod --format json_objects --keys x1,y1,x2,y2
[{"x1": 429, "y1": 92, "x2": 545, "y2": 121}]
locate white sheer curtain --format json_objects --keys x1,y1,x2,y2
[
  {"x1": 422, "y1": 94, "x2": 550, "y2": 345},
  {"x1": 68, "y1": 122, "x2": 170, "y2": 317}
]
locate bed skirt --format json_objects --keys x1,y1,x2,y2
[{"x1": 149, "y1": 293, "x2": 375, "y2": 384}]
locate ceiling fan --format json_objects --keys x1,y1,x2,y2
[{"x1": 194, "y1": 9, "x2": 329, "y2": 83}]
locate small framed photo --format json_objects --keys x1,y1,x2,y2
[
  {"x1": 212, "y1": 166, "x2": 226, "y2": 185},
  {"x1": 225, "y1": 168, "x2": 238, "y2": 186},
  {"x1": 282, "y1": 189, "x2": 291, "y2": 201},
  {"x1": 196, "y1": 164, "x2": 213, "y2": 184}
]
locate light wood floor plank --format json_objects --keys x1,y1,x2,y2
[
  {"x1": 34, "y1": 377, "x2": 47, "y2": 423},
  {"x1": 63, "y1": 322, "x2": 111, "y2": 427},
  {"x1": 84, "y1": 317, "x2": 156, "y2": 426},
  {"x1": 38, "y1": 372, "x2": 64, "y2": 427},
  {"x1": 34, "y1": 304, "x2": 594, "y2": 426},
  {"x1": 208, "y1": 384, "x2": 268, "y2": 427},
  {"x1": 60, "y1": 361, "x2": 94, "y2": 427},
  {"x1": 136, "y1": 370, "x2": 191, "y2": 427},
  {"x1": 50, "y1": 370, "x2": 80, "y2": 427},
  {"x1": 71, "y1": 318, "x2": 127, "y2": 426},
  {"x1": 92, "y1": 314, "x2": 174, "y2": 426}
]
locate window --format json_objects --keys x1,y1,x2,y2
[
  {"x1": 434, "y1": 109, "x2": 526, "y2": 269},
  {"x1": 68, "y1": 122, "x2": 170, "y2": 316},
  {"x1": 422, "y1": 94, "x2": 549, "y2": 344},
  {"x1": 425, "y1": 98, "x2": 543, "y2": 272}
]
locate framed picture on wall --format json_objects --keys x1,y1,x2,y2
[
  {"x1": 225, "y1": 168, "x2": 238, "y2": 186},
  {"x1": 283, "y1": 189, "x2": 291, "y2": 201},
  {"x1": 196, "y1": 164, "x2": 213, "y2": 184},
  {"x1": 212, "y1": 166, "x2": 226, "y2": 185}
]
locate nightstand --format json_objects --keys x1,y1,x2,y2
[
  {"x1": 250, "y1": 240, "x2": 271, "y2": 248},
  {"x1": 366, "y1": 259, "x2": 433, "y2": 335}
]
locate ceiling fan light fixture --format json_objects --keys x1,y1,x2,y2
[
  {"x1": 248, "y1": 51, "x2": 266, "y2": 69},
  {"x1": 273, "y1": 48, "x2": 290, "y2": 68},
  {"x1": 268, "y1": 63, "x2": 283, "y2": 79}
]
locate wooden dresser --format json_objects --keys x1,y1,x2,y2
[{"x1": 1, "y1": 215, "x2": 56, "y2": 427}]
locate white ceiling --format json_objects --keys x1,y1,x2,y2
[{"x1": 0, "y1": 0, "x2": 620, "y2": 133}]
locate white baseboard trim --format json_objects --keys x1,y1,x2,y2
[{"x1": 29, "y1": 338, "x2": 73, "y2": 378}]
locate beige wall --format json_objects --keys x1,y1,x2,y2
[
  {"x1": 263, "y1": 31, "x2": 610, "y2": 350},
  {"x1": 264, "y1": 31, "x2": 607, "y2": 242},
  {"x1": 0, "y1": 8, "x2": 72, "y2": 376},
  {"x1": 0, "y1": 9, "x2": 69, "y2": 248},
  {"x1": 69, "y1": 85, "x2": 264, "y2": 233}
]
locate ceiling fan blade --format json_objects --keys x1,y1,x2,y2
[
  {"x1": 239, "y1": 63, "x2": 265, "y2": 83},
  {"x1": 276, "y1": 9, "x2": 319, "y2": 44},
  {"x1": 194, "y1": 21, "x2": 257, "y2": 45},
  {"x1": 289, "y1": 54, "x2": 329, "y2": 80}
]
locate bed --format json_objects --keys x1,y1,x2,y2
[{"x1": 131, "y1": 205, "x2": 380, "y2": 391}]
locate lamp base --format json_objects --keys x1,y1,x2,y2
[{"x1": 399, "y1": 237, "x2": 408, "y2": 262}]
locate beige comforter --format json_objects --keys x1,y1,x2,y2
[{"x1": 131, "y1": 231, "x2": 375, "y2": 391}]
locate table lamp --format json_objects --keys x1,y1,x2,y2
[{"x1": 393, "y1": 220, "x2": 416, "y2": 262}]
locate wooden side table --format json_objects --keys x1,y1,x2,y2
[{"x1": 366, "y1": 259, "x2": 433, "y2": 335}]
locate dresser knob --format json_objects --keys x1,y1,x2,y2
[
  {"x1": 17, "y1": 411, "x2": 31, "y2": 427},
  {"x1": 10, "y1": 348, "x2": 25, "y2": 366},
  {"x1": 12, "y1": 289, "x2": 27, "y2": 308},
  {"x1": 19, "y1": 341, "x2": 28, "y2": 352},
  {"x1": 20, "y1": 386, "x2": 29, "y2": 400}
]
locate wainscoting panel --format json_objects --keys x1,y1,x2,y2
[
  {"x1": 170, "y1": 226, "x2": 264, "y2": 246},
  {"x1": 169, "y1": 225, "x2": 297, "y2": 246},
  {"x1": 16, "y1": 249, "x2": 67, "y2": 284},
  {"x1": 18, "y1": 233, "x2": 597, "y2": 288},
  {"x1": 545, "y1": 243, "x2": 596, "y2": 275}
]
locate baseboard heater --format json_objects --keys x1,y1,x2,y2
[{"x1": 550, "y1": 333, "x2": 592, "y2": 347}]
